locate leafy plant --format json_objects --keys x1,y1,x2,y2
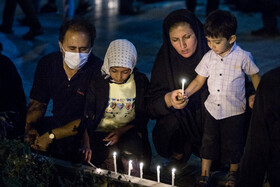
[
  {"x1": 0, "y1": 139, "x2": 141, "y2": 186},
  {"x1": 0, "y1": 139, "x2": 56, "y2": 186}
]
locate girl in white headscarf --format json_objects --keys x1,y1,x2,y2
[
  {"x1": 101, "y1": 39, "x2": 137, "y2": 80},
  {"x1": 81, "y1": 39, "x2": 151, "y2": 176}
]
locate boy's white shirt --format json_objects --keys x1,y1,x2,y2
[
  {"x1": 195, "y1": 42, "x2": 259, "y2": 120},
  {"x1": 96, "y1": 74, "x2": 136, "y2": 132}
]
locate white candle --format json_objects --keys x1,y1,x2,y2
[
  {"x1": 128, "y1": 160, "x2": 133, "y2": 177},
  {"x1": 113, "y1": 152, "x2": 117, "y2": 174},
  {"x1": 172, "y1": 168, "x2": 176, "y2": 186},
  {"x1": 157, "y1": 165, "x2": 160, "y2": 183},
  {"x1": 181, "y1": 79, "x2": 186, "y2": 95},
  {"x1": 140, "y1": 162, "x2": 143, "y2": 179}
]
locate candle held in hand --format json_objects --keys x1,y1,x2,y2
[{"x1": 181, "y1": 79, "x2": 186, "y2": 96}]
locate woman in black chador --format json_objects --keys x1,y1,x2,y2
[{"x1": 146, "y1": 9, "x2": 209, "y2": 166}]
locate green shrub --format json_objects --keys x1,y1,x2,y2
[
  {"x1": 0, "y1": 139, "x2": 56, "y2": 186},
  {"x1": 0, "y1": 139, "x2": 140, "y2": 187}
]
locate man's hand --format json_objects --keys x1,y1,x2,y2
[
  {"x1": 31, "y1": 132, "x2": 52, "y2": 152},
  {"x1": 25, "y1": 128, "x2": 39, "y2": 145},
  {"x1": 25, "y1": 99, "x2": 47, "y2": 146}
]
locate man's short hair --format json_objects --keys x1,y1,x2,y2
[
  {"x1": 204, "y1": 10, "x2": 237, "y2": 39},
  {"x1": 59, "y1": 17, "x2": 96, "y2": 47}
]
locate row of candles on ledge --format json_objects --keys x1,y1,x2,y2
[
  {"x1": 89, "y1": 152, "x2": 177, "y2": 186},
  {"x1": 114, "y1": 152, "x2": 176, "y2": 186}
]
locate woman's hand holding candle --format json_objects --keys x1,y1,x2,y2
[{"x1": 165, "y1": 89, "x2": 188, "y2": 109}]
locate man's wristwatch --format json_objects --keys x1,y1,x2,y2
[{"x1": 49, "y1": 131, "x2": 56, "y2": 140}]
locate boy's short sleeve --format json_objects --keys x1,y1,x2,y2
[
  {"x1": 195, "y1": 52, "x2": 210, "y2": 78},
  {"x1": 242, "y1": 52, "x2": 259, "y2": 75}
]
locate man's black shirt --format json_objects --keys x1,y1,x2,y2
[{"x1": 30, "y1": 51, "x2": 102, "y2": 126}]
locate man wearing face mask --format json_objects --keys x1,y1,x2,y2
[{"x1": 24, "y1": 18, "x2": 102, "y2": 162}]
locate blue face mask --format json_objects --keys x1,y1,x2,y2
[{"x1": 62, "y1": 47, "x2": 92, "y2": 70}]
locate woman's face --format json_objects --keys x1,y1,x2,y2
[
  {"x1": 169, "y1": 23, "x2": 198, "y2": 58},
  {"x1": 109, "y1": 66, "x2": 131, "y2": 84}
]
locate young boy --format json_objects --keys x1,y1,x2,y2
[{"x1": 184, "y1": 10, "x2": 261, "y2": 187}]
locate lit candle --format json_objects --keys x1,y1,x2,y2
[
  {"x1": 181, "y1": 79, "x2": 186, "y2": 95},
  {"x1": 157, "y1": 165, "x2": 160, "y2": 183},
  {"x1": 113, "y1": 152, "x2": 117, "y2": 174},
  {"x1": 172, "y1": 168, "x2": 176, "y2": 186},
  {"x1": 128, "y1": 160, "x2": 133, "y2": 177},
  {"x1": 97, "y1": 168, "x2": 102, "y2": 174},
  {"x1": 140, "y1": 162, "x2": 143, "y2": 179}
]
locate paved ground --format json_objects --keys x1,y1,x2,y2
[{"x1": 1, "y1": 0, "x2": 280, "y2": 186}]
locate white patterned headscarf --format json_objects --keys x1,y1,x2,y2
[{"x1": 101, "y1": 39, "x2": 137, "y2": 79}]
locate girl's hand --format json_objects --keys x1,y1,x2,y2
[
  {"x1": 80, "y1": 146, "x2": 92, "y2": 162},
  {"x1": 103, "y1": 129, "x2": 122, "y2": 146}
]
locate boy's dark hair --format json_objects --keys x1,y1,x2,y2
[
  {"x1": 59, "y1": 17, "x2": 96, "y2": 47},
  {"x1": 204, "y1": 10, "x2": 237, "y2": 39}
]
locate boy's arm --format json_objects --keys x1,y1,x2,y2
[
  {"x1": 250, "y1": 73, "x2": 261, "y2": 90},
  {"x1": 185, "y1": 74, "x2": 207, "y2": 97}
]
